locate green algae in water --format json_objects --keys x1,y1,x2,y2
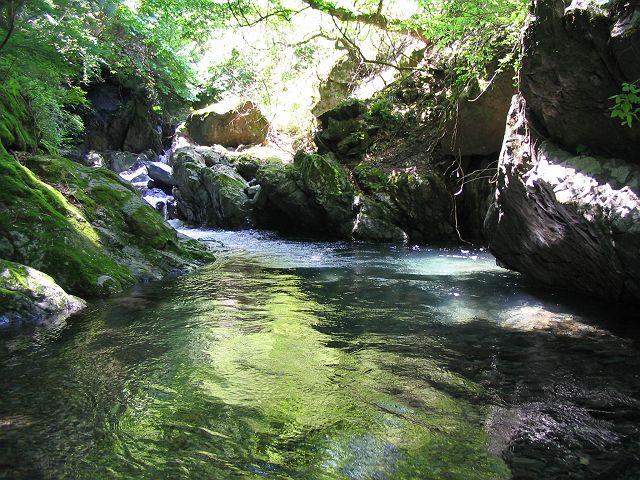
[{"x1": 2, "y1": 234, "x2": 640, "y2": 479}]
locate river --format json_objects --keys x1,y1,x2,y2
[{"x1": 1, "y1": 227, "x2": 639, "y2": 479}]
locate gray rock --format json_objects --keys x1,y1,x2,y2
[
  {"x1": 441, "y1": 69, "x2": 515, "y2": 156},
  {"x1": 520, "y1": 0, "x2": 640, "y2": 161},
  {"x1": 147, "y1": 161, "x2": 176, "y2": 189},
  {"x1": 84, "y1": 82, "x2": 162, "y2": 154},
  {"x1": 172, "y1": 149, "x2": 253, "y2": 228},
  {"x1": 254, "y1": 154, "x2": 356, "y2": 237},
  {"x1": 105, "y1": 151, "x2": 149, "y2": 173},
  {"x1": 388, "y1": 169, "x2": 456, "y2": 244},
  {"x1": 485, "y1": 95, "x2": 640, "y2": 302},
  {"x1": 0, "y1": 259, "x2": 86, "y2": 327},
  {"x1": 352, "y1": 196, "x2": 408, "y2": 243}
]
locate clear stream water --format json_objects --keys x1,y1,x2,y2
[{"x1": 1, "y1": 227, "x2": 639, "y2": 479}]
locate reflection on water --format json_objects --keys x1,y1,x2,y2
[{"x1": 1, "y1": 229, "x2": 639, "y2": 479}]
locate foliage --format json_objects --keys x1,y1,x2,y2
[
  {"x1": 610, "y1": 82, "x2": 640, "y2": 127},
  {"x1": 0, "y1": 0, "x2": 243, "y2": 151},
  {"x1": 404, "y1": 0, "x2": 528, "y2": 86}
]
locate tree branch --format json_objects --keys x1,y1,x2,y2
[{"x1": 300, "y1": 0, "x2": 424, "y2": 40}]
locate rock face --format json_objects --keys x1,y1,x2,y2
[
  {"x1": 0, "y1": 152, "x2": 213, "y2": 298},
  {"x1": 485, "y1": 0, "x2": 640, "y2": 301},
  {"x1": 254, "y1": 153, "x2": 356, "y2": 237},
  {"x1": 486, "y1": 95, "x2": 640, "y2": 301},
  {"x1": 315, "y1": 100, "x2": 373, "y2": 160},
  {"x1": 172, "y1": 148, "x2": 253, "y2": 228},
  {"x1": 312, "y1": 55, "x2": 359, "y2": 118},
  {"x1": 84, "y1": 82, "x2": 163, "y2": 154},
  {"x1": 520, "y1": 0, "x2": 640, "y2": 160},
  {"x1": 352, "y1": 196, "x2": 408, "y2": 243},
  {"x1": 147, "y1": 161, "x2": 177, "y2": 191},
  {"x1": 0, "y1": 259, "x2": 86, "y2": 327},
  {"x1": 388, "y1": 169, "x2": 455, "y2": 243},
  {"x1": 186, "y1": 100, "x2": 269, "y2": 147},
  {"x1": 441, "y1": 70, "x2": 515, "y2": 156}
]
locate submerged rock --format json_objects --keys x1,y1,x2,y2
[
  {"x1": 0, "y1": 259, "x2": 85, "y2": 327},
  {"x1": 186, "y1": 100, "x2": 269, "y2": 148}
]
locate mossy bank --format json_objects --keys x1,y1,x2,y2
[{"x1": 0, "y1": 149, "x2": 214, "y2": 324}]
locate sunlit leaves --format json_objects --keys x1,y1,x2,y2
[{"x1": 610, "y1": 82, "x2": 640, "y2": 128}]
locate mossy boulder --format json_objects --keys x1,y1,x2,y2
[
  {"x1": 388, "y1": 170, "x2": 456, "y2": 243},
  {"x1": 295, "y1": 153, "x2": 355, "y2": 235},
  {"x1": 0, "y1": 259, "x2": 85, "y2": 327},
  {"x1": 254, "y1": 153, "x2": 356, "y2": 237},
  {"x1": 254, "y1": 161, "x2": 322, "y2": 232},
  {"x1": 228, "y1": 153, "x2": 262, "y2": 181},
  {"x1": 315, "y1": 100, "x2": 376, "y2": 159},
  {"x1": 172, "y1": 149, "x2": 253, "y2": 228},
  {"x1": 353, "y1": 163, "x2": 390, "y2": 194},
  {"x1": 352, "y1": 196, "x2": 408, "y2": 243},
  {"x1": 0, "y1": 152, "x2": 213, "y2": 298}
]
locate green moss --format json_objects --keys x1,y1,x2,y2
[
  {"x1": 126, "y1": 205, "x2": 174, "y2": 249},
  {"x1": 295, "y1": 153, "x2": 354, "y2": 197},
  {"x1": 353, "y1": 163, "x2": 389, "y2": 194},
  {"x1": 0, "y1": 260, "x2": 29, "y2": 290},
  {"x1": 0, "y1": 152, "x2": 213, "y2": 298},
  {"x1": 0, "y1": 80, "x2": 37, "y2": 152}
]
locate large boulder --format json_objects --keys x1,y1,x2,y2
[
  {"x1": 441, "y1": 70, "x2": 515, "y2": 156},
  {"x1": 0, "y1": 152, "x2": 212, "y2": 298},
  {"x1": 186, "y1": 100, "x2": 269, "y2": 147},
  {"x1": 147, "y1": 161, "x2": 177, "y2": 191},
  {"x1": 312, "y1": 55, "x2": 359, "y2": 118},
  {"x1": 352, "y1": 196, "x2": 408, "y2": 243},
  {"x1": 388, "y1": 169, "x2": 456, "y2": 244},
  {"x1": 84, "y1": 82, "x2": 163, "y2": 154},
  {"x1": 172, "y1": 149, "x2": 253, "y2": 228},
  {"x1": 485, "y1": 95, "x2": 640, "y2": 302},
  {"x1": 0, "y1": 259, "x2": 85, "y2": 327},
  {"x1": 254, "y1": 154, "x2": 356, "y2": 237},
  {"x1": 103, "y1": 151, "x2": 151, "y2": 173},
  {"x1": 484, "y1": 0, "x2": 640, "y2": 302},
  {"x1": 520, "y1": 0, "x2": 640, "y2": 161},
  {"x1": 295, "y1": 153, "x2": 356, "y2": 237}
]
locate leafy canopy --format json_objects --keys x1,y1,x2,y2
[{"x1": 0, "y1": 0, "x2": 530, "y2": 151}]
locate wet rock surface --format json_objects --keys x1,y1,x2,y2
[
  {"x1": 0, "y1": 153, "x2": 213, "y2": 298},
  {"x1": 0, "y1": 259, "x2": 86, "y2": 327}
]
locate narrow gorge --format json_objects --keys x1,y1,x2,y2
[{"x1": 1, "y1": 0, "x2": 639, "y2": 478}]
